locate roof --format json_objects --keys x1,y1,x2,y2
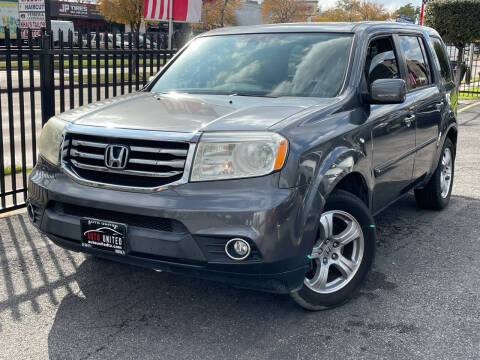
[{"x1": 199, "y1": 21, "x2": 438, "y2": 37}]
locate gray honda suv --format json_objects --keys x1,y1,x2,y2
[{"x1": 28, "y1": 22, "x2": 457, "y2": 310}]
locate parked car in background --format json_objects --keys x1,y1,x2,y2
[
  {"x1": 84, "y1": 33, "x2": 152, "y2": 48},
  {"x1": 28, "y1": 22, "x2": 457, "y2": 310}
]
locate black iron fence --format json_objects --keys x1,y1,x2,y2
[
  {"x1": 447, "y1": 42, "x2": 480, "y2": 97},
  {"x1": 0, "y1": 27, "x2": 176, "y2": 213}
]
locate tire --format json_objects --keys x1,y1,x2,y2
[
  {"x1": 291, "y1": 190, "x2": 376, "y2": 311},
  {"x1": 414, "y1": 138, "x2": 455, "y2": 210}
]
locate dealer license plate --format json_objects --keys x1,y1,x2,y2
[{"x1": 81, "y1": 218, "x2": 127, "y2": 255}]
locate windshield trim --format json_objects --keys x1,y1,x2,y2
[{"x1": 146, "y1": 32, "x2": 356, "y2": 98}]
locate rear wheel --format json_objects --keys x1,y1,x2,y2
[
  {"x1": 414, "y1": 138, "x2": 455, "y2": 210},
  {"x1": 291, "y1": 190, "x2": 376, "y2": 310}
]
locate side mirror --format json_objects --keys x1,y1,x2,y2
[{"x1": 368, "y1": 79, "x2": 406, "y2": 104}]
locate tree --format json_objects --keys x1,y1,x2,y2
[
  {"x1": 97, "y1": 0, "x2": 144, "y2": 33},
  {"x1": 314, "y1": 0, "x2": 390, "y2": 22},
  {"x1": 262, "y1": 0, "x2": 309, "y2": 24},
  {"x1": 355, "y1": 0, "x2": 390, "y2": 20},
  {"x1": 395, "y1": 3, "x2": 420, "y2": 19},
  {"x1": 193, "y1": 0, "x2": 242, "y2": 29},
  {"x1": 424, "y1": 0, "x2": 480, "y2": 85},
  {"x1": 314, "y1": 8, "x2": 359, "y2": 21},
  {"x1": 337, "y1": 0, "x2": 355, "y2": 12}
]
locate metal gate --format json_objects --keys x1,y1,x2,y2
[
  {"x1": 0, "y1": 28, "x2": 176, "y2": 213},
  {"x1": 447, "y1": 42, "x2": 480, "y2": 97}
]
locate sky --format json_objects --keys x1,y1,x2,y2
[{"x1": 319, "y1": 0, "x2": 422, "y2": 12}]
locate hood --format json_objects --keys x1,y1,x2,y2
[{"x1": 57, "y1": 92, "x2": 337, "y2": 133}]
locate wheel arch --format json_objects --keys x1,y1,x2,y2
[
  {"x1": 446, "y1": 125, "x2": 458, "y2": 150},
  {"x1": 430, "y1": 122, "x2": 458, "y2": 175},
  {"x1": 330, "y1": 171, "x2": 370, "y2": 209},
  {"x1": 317, "y1": 146, "x2": 372, "y2": 209}
]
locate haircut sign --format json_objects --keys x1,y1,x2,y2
[{"x1": 18, "y1": 0, "x2": 46, "y2": 38}]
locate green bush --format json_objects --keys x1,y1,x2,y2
[{"x1": 424, "y1": 0, "x2": 480, "y2": 66}]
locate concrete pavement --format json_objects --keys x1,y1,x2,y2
[{"x1": 0, "y1": 103, "x2": 479, "y2": 359}]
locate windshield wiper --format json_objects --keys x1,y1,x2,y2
[
  {"x1": 151, "y1": 90, "x2": 279, "y2": 98},
  {"x1": 229, "y1": 92, "x2": 279, "y2": 98}
]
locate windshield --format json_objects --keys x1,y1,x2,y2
[{"x1": 151, "y1": 33, "x2": 353, "y2": 98}]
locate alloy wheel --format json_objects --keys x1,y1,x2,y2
[
  {"x1": 305, "y1": 210, "x2": 364, "y2": 294},
  {"x1": 440, "y1": 147, "x2": 453, "y2": 198}
]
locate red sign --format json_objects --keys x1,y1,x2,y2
[
  {"x1": 143, "y1": 0, "x2": 202, "y2": 23},
  {"x1": 21, "y1": 29, "x2": 42, "y2": 38}
]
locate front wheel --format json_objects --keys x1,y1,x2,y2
[{"x1": 291, "y1": 190, "x2": 376, "y2": 310}]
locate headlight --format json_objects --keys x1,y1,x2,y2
[
  {"x1": 38, "y1": 117, "x2": 67, "y2": 166},
  {"x1": 191, "y1": 132, "x2": 288, "y2": 182}
]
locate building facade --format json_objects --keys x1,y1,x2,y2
[
  {"x1": 235, "y1": 0, "x2": 262, "y2": 26},
  {"x1": 50, "y1": 0, "x2": 124, "y2": 33}
]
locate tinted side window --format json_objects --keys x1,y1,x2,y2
[
  {"x1": 430, "y1": 37, "x2": 452, "y2": 84},
  {"x1": 399, "y1": 36, "x2": 430, "y2": 90},
  {"x1": 365, "y1": 37, "x2": 399, "y2": 87}
]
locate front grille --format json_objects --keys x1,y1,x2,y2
[
  {"x1": 62, "y1": 133, "x2": 190, "y2": 188},
  {"x1": 50, "y1": 202, "x2": 188, "y2": 233}
]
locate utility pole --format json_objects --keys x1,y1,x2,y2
[
  {"x1": 168, "y1": 0, "x2": 173, "y2": 49},
  {"x1": 44, "y1": 0, "x2": 51, "y2": 33}
]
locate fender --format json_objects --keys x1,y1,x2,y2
[{"x1": 298, "y1": 145, "x2": 371, "y2": 253}]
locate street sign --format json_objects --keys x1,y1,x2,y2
[
  {"x1": 18, "y1": 2, "x2": 45, "y2": 12},
  {"x1": 19, "y1": 12, "x2": 45, "y2": 21},
  {"x1": 18, "y1": 0, "x2": 46, "y2": 38}
]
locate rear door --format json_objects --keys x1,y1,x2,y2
[{"x1": 397, "y1": 35, "x2": 443, "y2": 180}]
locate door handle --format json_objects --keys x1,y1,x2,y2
[{"x1": 404, "y1": 114, "x2": 415, "y2": 127}]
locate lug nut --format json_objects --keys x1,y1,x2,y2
[
  {"x1": 332, "y1": 253, "x2": 338, "y2": 260},
  {"x1": 333, "y1": 242, "x2": 339, "y2": 248},
  {"x1": 323, "y1": 257, "x2": 328, "y2": 264}
]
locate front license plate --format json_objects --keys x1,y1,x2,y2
[{"x1": 81, "y1": 218, "x2": 127, "y2": 255}]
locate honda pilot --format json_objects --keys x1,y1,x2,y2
[{"x1": 28, "y1": 22, "x2": 457, "y2": 310}]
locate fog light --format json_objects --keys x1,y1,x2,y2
[{"x1": 225, "y1": 238, "x2": 251, "y2": 261}]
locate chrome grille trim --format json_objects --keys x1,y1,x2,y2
[
  {"x1": 129, "y1": 158, "x2": 185, "y2": 168},
  {"x1": 130, "y1": 145, "x2": 188, "y2": 156},
  {"x1": 70, "y1": 159, "x2": 183, "y2": 178},
  {"x1": 70, "y1": 149, "x2": 104, "y2": 160},
  {"x1": 61, "y1": 124, "x2": 198, "y2": 193},
  {"x1": 71, "y1": 139, "x2": 108, "y2": 148}
]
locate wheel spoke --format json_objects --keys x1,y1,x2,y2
[
  {"x1": 444, "y1": 149, "x2": 451, "y2": 167},
  {"x1": 310, "y1": 246, "x2": 321, "y2": 259},
  {"x1": 332, "y1": 220, "x2": 360, "y2": 246},
  {"x1": 335, "y1": 255, "x2": 355, "y2": 278},
  {"x1": 320, "y1": 212, "x2": 334, "y2": 239},
  {"x1": 309, "y1": 263, "x2": 330, "y2": 290}
]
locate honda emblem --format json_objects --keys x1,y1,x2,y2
[{"x1": 105, "y1": 145, "x2": 129, "y2": 169}]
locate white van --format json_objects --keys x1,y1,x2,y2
[{"x1": 51, "y1": 20, "x2": 74, "y2": 44}]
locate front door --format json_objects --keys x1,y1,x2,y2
[{"x1": 365, "y1": 36, "x2": 417, "y2": 213}]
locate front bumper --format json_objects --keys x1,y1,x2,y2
[{"x1": 28, "y1": 160, "x2": 315, "y2": 293}]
